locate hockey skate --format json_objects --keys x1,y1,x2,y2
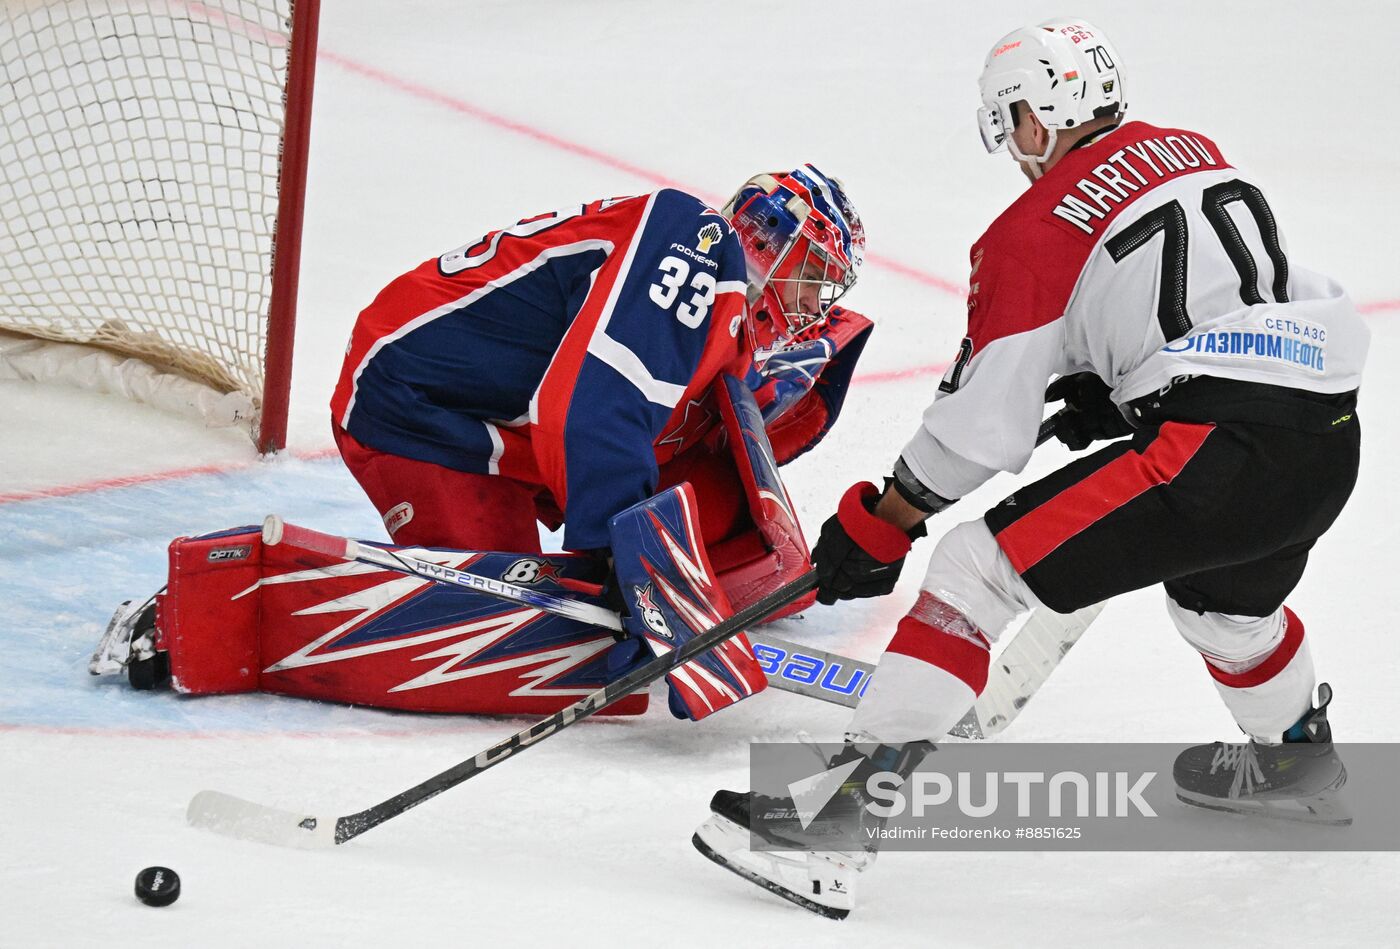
[
  {"x1": 88, "y1": 596, "x2": 170, "y2": 690},
  {"x1": 1174, "y1": 683, "x2": 1351, "y2": 825},
  {"x1": 692, "y1": 741, "x2": 931, "y2": 920}
]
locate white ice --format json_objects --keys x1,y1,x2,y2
[{"x1": 2, "y1": 2, "x2": 1397, "y2": 946}]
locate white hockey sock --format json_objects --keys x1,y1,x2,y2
[
  {"x1": 1198, "y1": 607, "x2": 1315, "y2": 742},
  {"x1": 846, "y1": 593, "x2": 990, "y2": 742}
]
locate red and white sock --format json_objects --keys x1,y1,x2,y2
[
  {"x1": 846, "y1": 592, "x2": 990, "y2": 742},
  {"x1": 1174, "y1": 604, "x2": 1315, "y2": 742}
]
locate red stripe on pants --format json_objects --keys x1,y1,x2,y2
[
  {"x1": 1205, "y1": 607, "x2": 1305, "y2": 688},
  {"x1": 996, "y1": 421, "x2": 1215, "y2": 573}
]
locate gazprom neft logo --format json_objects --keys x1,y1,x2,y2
[
  {"x1": 866, "y1": 769, "x2": 1157, "y2": 819},
  {"x1": 1163, "y1": 317, "x2": 1328, "y2": 373}
]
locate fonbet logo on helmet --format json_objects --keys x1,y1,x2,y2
[
  {"x1": 976, "y1": 19, "x2": 1127, "y2": 166},
  {"x1": 721, "y1": 165, "x2": 865, "y2": 354}
]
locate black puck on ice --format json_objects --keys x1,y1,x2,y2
[{"x1": 134, "y1": 866, "x2": 180, "y2": 907}]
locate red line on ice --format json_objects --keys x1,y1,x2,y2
[
  {"x1": 317, "y1": 50, "x2": 968, "y2": 297},
  {"x1": 0, "y1": 447, "x2": 338, "y2": 505},
  {"x1": 3, "y1": 49, "x2": 1396, "y2": 506}
]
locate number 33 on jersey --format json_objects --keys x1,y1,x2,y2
[{"x1": 331, "y1": 188, "x2": 752, "y2": 552}]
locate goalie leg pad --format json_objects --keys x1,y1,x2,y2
[
  {"x1": 156, "y1": 528, "x2": 647, "y2": 715},
  {"x1": 609, "y1": 483, "x2": 767, "y2": 721}
]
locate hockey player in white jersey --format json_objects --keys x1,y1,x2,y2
[{"x1": 693, "y1": 18, "x2": 1368, "y2": 918}]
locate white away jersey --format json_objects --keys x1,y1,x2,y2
[{"x1": 904, "y1": 121, "x2": 1369, "y2": 500}]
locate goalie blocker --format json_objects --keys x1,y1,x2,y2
[{"x1": 94, "y1": 375, "x2": 806, "y2": 720}]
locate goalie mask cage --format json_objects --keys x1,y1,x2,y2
[{"x1": 0, "y1": 0, "x2": 320, "y2": 452}]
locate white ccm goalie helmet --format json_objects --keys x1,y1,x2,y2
[{"x1": 977, "y1": 19, "x2": 1127, "y2": 167}]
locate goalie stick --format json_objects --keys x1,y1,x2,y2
[
  {"x1": 187, "y1": 563, "x2": 818, "y2": 849},
  {"x1": 744, "y1": 413, "x2": 1092, "y2": 734},
  {"x1": 258, "y1": 516, "x2": 1091, "y2": 740},
  {"x1": 260, "y1": 515, "x2": 625, "y2": 632},
  {"x1": 747, "y1": 413, "x2": 1093, "y2": 730},
  {"x1": 750, "y1": 600, "x2": 1104, "y2": 737}
]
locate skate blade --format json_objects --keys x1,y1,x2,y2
[
  {"x1": 1177, "y1": 789, "x2": 1353, "y2": 826},
  {"x1": 88, "y1": 600, "x2": 139, "y2": 675},
  {"x1": 692, "y1": 817, "x2": 851, "y2": 920}
]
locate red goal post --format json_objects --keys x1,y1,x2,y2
[{"x1": 0, "y1": 0, "x2": 320, "y2": 453}]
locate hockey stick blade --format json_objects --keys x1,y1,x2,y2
[
  {"x1": 186, "y1": 790, "x2": 337, "y2": 849},
  {"x1": 753, "y1": 600, "x2": 1105, "y2": 739},
  {"x1": 948, "y1": 600, "x2": 1105, "y2": 738},
  {"x1": 187, "y1": 571, "x2": 818, "y2": 848},
  {"x1": 749, "y1": 633, "x2": 871, "y2": 710}
]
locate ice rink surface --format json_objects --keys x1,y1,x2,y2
[{"x1": 2, "y1": 2, "x2": 1398, "y2": 945}]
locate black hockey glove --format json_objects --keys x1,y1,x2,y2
[
  {"x1": 812, "y1": 482, "x2": 926, "y2": 606},
  {"x1": 1044, "y1": 372, "x2": 1134, "y2": 451}
]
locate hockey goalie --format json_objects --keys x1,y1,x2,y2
[{"x1": 91, "y1": 166, "x2": 873, "y2": 723}]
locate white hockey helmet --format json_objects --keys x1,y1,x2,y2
[{"x1": 977, "y1": 19, "x2": 1127, "y2": 165}]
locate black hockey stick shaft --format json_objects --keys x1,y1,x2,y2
[
  {"x1": 325, "y1": 418, "x2": 1061, "y2": 842},
  {"x1": 329, "y1": 570, "x2": 817, "y2": 843}
]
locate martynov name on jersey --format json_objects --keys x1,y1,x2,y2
[{"x1": 1052, "y1": 134, "x2": 1221, "y2": 235}]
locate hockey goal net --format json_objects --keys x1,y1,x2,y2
[{"x1": 0, "y1": 0, "x2": 319, "y2": 452}]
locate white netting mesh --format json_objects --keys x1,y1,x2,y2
[{"x1": 0, "y1": 0, "x2": 294, "y2": 405}]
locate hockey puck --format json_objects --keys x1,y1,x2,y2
[{"x1": 134, "y1": 867, "x2": 180, "y2": 907}]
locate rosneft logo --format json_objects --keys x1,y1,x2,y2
[{"x1": 697, "y1": 222, "x2": 723, "y2": 253}]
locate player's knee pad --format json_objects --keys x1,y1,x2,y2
[
  {"x1": 920, "y1": 519, "x2": 1043, "y2": 641},
  {"x1": 1164, "y1": 596, "x2": 1285, "y2": 667},
  {"x1": 845, "y1": 592, "x2": 992, "y2": 742}
]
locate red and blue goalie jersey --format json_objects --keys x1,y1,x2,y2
[{"x1": 330, "y1": 189, "x2": 752, "y2": 551}]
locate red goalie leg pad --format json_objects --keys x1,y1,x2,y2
[
  {"x1": 163, "y1": 527, "x2": 266, "y2": 694},
  {"x1": 161, "y1": 528, "x2": 647, "y2": 715}
]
